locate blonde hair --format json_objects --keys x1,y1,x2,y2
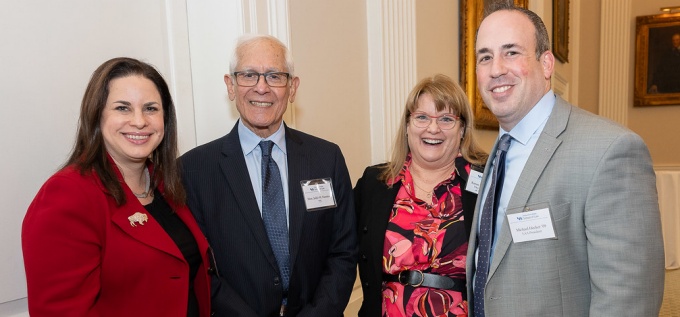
[{"x1": 379, "y1": 74, "x2": 488, "y2": 184}]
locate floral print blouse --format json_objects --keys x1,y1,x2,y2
[{"x1": 382, "y1": 155, "x2": 470, "y2": 317}]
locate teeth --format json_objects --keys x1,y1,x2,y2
[
  {"x1": 126, "y1": 134, "x2": 149, "y2": 140},
  {"x1": 251, "y1": 101, "x2": 272, "y2": 107},
  {"x1": 493, "y1": 85, "x2": 511, "y2": 93},
  {"x1": 423, "y1": 139, "x2": 443, "y2": 145}
]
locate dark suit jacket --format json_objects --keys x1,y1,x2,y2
[
  {"x1": 180, "y1": 122, "x2": 357, "y2": 317},
  {"x1": 353, "y1": 158, "x2": 480, "y2": 316},
  {"x1": 22, "y1": 163, "x2": 212, "y2": 317}
]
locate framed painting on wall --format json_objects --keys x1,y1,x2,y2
[
  {"x1": 634, "y1": 13, "x2": 680, "y2": 107},
  {"x1": 460, "y1": 0, "x2": 529, "y2": 129},
  {"x1": 552, "y1": 0, "x2": 569, "y2": 63}
]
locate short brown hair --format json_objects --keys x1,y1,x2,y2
[{"x1": 483, "y1": 3, "x2": 551, "y2": 60}]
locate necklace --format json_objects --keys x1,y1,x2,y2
[
  {"x1": 133, "y1": 167, "x2": 151, "y2": 198},
  {"x1": 412, "y1": 180, "x2": 433, "y2": 199},
  {"x1": 409, "y1": 164, "x2": 454, "y2": 201}
]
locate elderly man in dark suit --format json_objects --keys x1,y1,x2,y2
[{"x1": 180, "y1": 34, "x2": 357, "y2": 317}]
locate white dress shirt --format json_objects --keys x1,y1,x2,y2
[
  {"x1": 238, "y1": 120, "x2": 290, "y2": 226},
  {"x1": 482, "y1": 91, "x2": 556, "y2": 261}
]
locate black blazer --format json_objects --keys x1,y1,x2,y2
[
  {"x1": 353, "y1": 158, "x2": 480, "y2": 316},
  {"x1": 180, "y1": 122, "x2": 358, "y2": 317}
]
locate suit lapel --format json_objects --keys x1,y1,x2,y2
[
  {"x1": 368, "y1": 182, "x2": 401, "y2": 279},
  {"x1": 285, "y1": 127, "x2": 307, "y2": 270},
  {"x1": 488, "y1": 97, "x2": 570, "y2": 276},
  {"x1": 175, "y1": 204, "x2": 210, "y2": 255},
  {"x1": 469, "y1": 143, "x2": 499, "y2": 252},
  {"x1": 467, "y1": 140, "x2": 499, "y2": 286},
  {"x1": 220, "y1": 124, "x2": 280, "y2": 270},
  {"x1": 111, "y1": 193, "x2": 184, "y2": 260},
  {"x1": 104, "y1": 158, "x2": 185, "y2": 260}
]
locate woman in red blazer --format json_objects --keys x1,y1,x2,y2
[{"x1": 22, "y1": 57, "x2": 212, "y2": 317}]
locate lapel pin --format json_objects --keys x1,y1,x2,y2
[{"x1": 128, "y1": 212, "x2": 148, "y2": 227}]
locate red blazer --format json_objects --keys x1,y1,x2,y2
[{"x1": 22, "y1": 164, "x2": 211, "y2": 317}]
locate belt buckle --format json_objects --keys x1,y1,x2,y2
[
  {"x1": 279, "y1": 304, "x2": 287, "y2": 316},
  {"x1": 398, "y1": 269, "x2": 424, "y2": 287}
]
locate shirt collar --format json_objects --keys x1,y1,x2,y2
[
  {"x1": 238, "y1": 120, "x2": 287, "y2": 155},
  {"x1": 501, "y1": 90, "x2": 555, "y2": 145},
  {"x1": 387, "y1": 153, "x2": 465, "y2": 186}
]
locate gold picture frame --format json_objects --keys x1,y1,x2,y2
[
  {"x1": 552, "y1": 0, "x2": 569, "y2": 63},
  {"x1": 460, "y1": 0, "x2": 529, "y2": 129},
  {"x1": 634, "y1": 13, "x2": 680, "y2": 107}
]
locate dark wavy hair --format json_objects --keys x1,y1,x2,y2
[{"x1": 65, "y1": 57, "x2": 185, "y2": 206}]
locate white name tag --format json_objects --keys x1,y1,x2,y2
[
  {"x1": 300, "y1": 178, "x2": 337, "y2": 211},
  {"x1": 465, "y1": 170, "x2": 483, "y2": 194},
  {"x1": 507, "y1": 208, "x2": 556, "y2": 243}
]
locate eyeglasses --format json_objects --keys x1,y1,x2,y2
[
  {"x1": 410, "y1": 112, "x2": 460, "y2": 130},
  {"x1": 233, "y1": 71, "x2": 290, "y2": 87}
]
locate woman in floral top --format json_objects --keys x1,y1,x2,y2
[{"x1": 355, "y1": 74, "x2": 488, "y2": 316}]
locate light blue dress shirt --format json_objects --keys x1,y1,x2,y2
[
  {"x1": 482, "y1": 91, "x2": 556, "y2": 261},
  {"x1": 238, "y1": 120, "x2": 290, "y2": 226}
]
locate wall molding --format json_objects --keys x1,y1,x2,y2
[
  {"x1": 239, "y1": 0, "x2": 295, "y2": 127},
  {"x1": 570, "y1": 0, "x2": 580, "y2": 103},
  {"x1": 552, "y1": 70, "x2": 570, "y2": 100},
  {"x1": 164, "y1": 0, "x2": 196, "y2": 153},
  {"x1": 598, "y1": 0, "x2": 631, "y2": 126},
  {"x1": 366, "y1": 0, "x2": 416, "y2": 164},
  {"x1": 239, "y1": 0, "x2": 291, "y2": 47},
  {"x1": 654, "y1": 165, "x2": 680, "y2": 171}
]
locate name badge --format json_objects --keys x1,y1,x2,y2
[
  {"x1": 507, "y1": 208, "x2": 556, "y2": 243},
  {"x1": 300, "y1": 178, "x2": 337, "y2": 211},
  {"x1": 465, "y1": 170, "x2": 483, "y2": 194}
]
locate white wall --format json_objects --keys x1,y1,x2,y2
[
  {"x1": 0, "y1": 1, "x2": 364, "y2": 315},
  {"x1": 0, "y1": 0, "x2": 593, "y2": 315},
  {"x1": 0, "y1": 1, "x2": 208, "y2": 315},
  {"x1": 0, "y1": 0, "x2": 166, "y2": 306}
]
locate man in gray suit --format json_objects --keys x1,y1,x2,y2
[{"x1": 466, "y1": 4, "x2": 665, "y2": 316}]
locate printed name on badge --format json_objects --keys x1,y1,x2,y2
[
  {"x1": 300, "y1": 178, "x2": 337, "y2": 211},
  {"x1": 465, "y1": 170, "x2": 483, "y2": 194},
  {"x1": 507, "y1": 207, "x2": 557, "y2": 243}
]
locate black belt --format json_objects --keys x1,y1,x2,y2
[{"x1": 383, "y1": 270, "x2": 466, "y2": 293}]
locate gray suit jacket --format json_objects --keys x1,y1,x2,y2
[{"x1": 466, "y1": 97, "x2": 665, "y2": 316}]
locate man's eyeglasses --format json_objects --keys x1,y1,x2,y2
[
  {"x1": 410, "y1": 112, "x2": 460, "y2": 130},
  {"x1": 233, "y1": 71, "x2": 290, "y2": 87}
]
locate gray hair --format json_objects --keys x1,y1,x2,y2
[{"x1": 229, "y1": 34, "x2": 295, "y2": 76}]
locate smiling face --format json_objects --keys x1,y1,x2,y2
[
  {"x1": 475, "y1": 10, "x2": 554, "y2": 131},
  {"x1": 225, "y1": 38, "x2": 300, "y2": 138},
  {"x1": 101, "y1": 75, "x2": 164, "y2": 169},
  {"x1": 407, "y1": 93, "x2": 464, "y2": 171}
]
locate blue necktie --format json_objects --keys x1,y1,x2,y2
[
  {"x1": 473, "y1": 134, "x2": 512, "y2": 317},
  {"x1": 260, "y1": 140, "x2": 290, "y2": 292}
]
